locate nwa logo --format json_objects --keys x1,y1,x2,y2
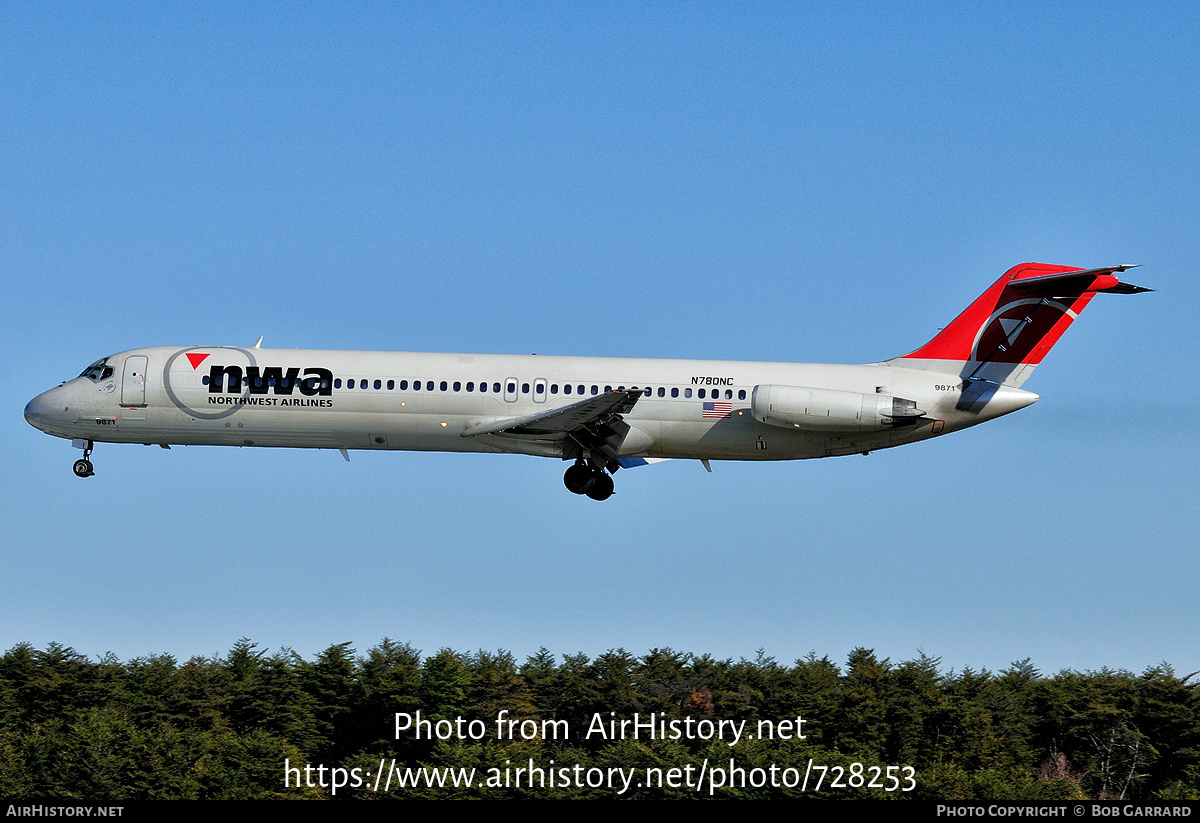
[
  {"x1": 164, "y1": 350, "x2": 334, "y2": 420},
  {"x1": 972, "y1": 298, "x2": 1075, "y2": 364},
  {"x1": 207, "y1": 364, "x2": 334, "y2": 396}
]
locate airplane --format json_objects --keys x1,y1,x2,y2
[{"x1": 25, "y1": 263, "x2": 1149, "y2": 500}]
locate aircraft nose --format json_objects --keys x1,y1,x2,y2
[{"x1": 24, "y1": 389, "x2": 60, "y2": 433}]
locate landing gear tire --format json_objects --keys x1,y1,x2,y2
[
  {"x1": 73, "y1": 459, "x2": 94, "y2": 478},
  {"x1": 584, "y1": 472, "x2": 614, "y2": 501},
  {"x1": 564, "y1": 463, "x2": 593, "y2": 495},
  {"x1": 564, "y1": 463, "x2": 615, "y2": 500}
]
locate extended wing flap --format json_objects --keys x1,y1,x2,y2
[
  {"x1": 460, "y1": 390, "x2": 642, "y2": 438},
  {"x1": 461, "y1": 389, "x2": 644, "y2": 473}
]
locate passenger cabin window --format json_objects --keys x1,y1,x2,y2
[
  {"x1": 671, "y1": 388, "x2": 679, "y2": 397},
  {"x1": 685, "y1": 388, "x2": 692, "y2": 398},
  {"x1": 335, "y1": 379, "x2": 343, "y2": 388},
  {"x1": 738, "y1": 389, "x2": 746, "y2": 400}
]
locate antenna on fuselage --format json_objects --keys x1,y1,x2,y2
[{"x1": 252, "y1": 336, "x2": 263, "y2": 348}]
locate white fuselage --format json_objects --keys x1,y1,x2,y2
[{"x1": 25, "y1": 345, "x2": 1037, "y2": 463}]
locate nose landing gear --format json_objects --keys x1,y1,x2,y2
[
  {"x1": 563, "y1": 461, "x2": 615, "y2": 500},
  {"x1": 72, "y1": 441, "x2": 95, "y2": 478}
]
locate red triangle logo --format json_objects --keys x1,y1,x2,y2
[{"x1": 186, "y1": 352, "x2": 210, "y2": 370}]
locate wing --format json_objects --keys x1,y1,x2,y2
[{"x1": 460, "y1": 390, "x2": 643, "y2": 472}]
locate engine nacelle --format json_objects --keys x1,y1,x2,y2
[{"x1": 751, "y1": 384, "x2": 924, "y2": 432}]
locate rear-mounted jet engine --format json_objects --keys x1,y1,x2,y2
[{"x1": 750, "y1": 385, "x2": 925, "y2": 431}]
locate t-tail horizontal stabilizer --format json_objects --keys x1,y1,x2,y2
[{"x1": 889, "y1": 263, "x2": 1151, "y2": 388}]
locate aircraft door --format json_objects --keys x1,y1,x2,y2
[{"x1": 121, "y1": 355, "x2": 148, "y2": 406}]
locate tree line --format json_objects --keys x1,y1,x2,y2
[{"x1": 0, "y1": 640, "x2": 1196, "y2": 799}]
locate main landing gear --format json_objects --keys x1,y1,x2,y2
[
  {"x1": 72, "y1": 440, "x2": 95, "y2": 478},
  {"x1": 564, "y1": 461, "x2": 615, "y2": 501}
]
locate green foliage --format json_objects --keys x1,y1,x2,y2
[
  {"x1": 419, "y1": 649, "x2": 469, "y2": 721},
  {"x1": 0, "y1": 640, "x2": 1196, "y2": 799}
]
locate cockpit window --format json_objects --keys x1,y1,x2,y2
[{"x1": 79, "y1": 358, "x2": 114, "y2": 382}]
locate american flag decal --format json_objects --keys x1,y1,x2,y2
[{"x1": 702, "y1": 401, "x2": 732, "y2": 419}]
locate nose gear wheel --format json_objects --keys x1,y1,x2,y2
[{"x1": 72, "y1": 441, "x2": 95, "y2": 478}]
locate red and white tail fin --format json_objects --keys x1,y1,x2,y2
[{"x1": 888, "y1": 263, "x2": 1150, "y2": 387}]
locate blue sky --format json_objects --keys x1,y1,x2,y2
[{"x1": 3, "y1": 3, "x2": 1197, "y2": 675}]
